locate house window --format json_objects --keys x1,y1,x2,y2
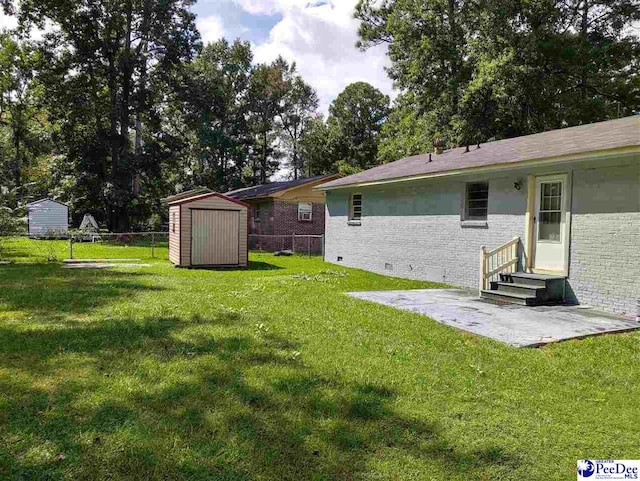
[
  {"x1": 254, "y1": 203, "x2": 262, "y2": 222},
  {"x1": 465, "y1": 182, "x2": 489, "y2": 220},
  {"x1": 349, "y1": 193, "x2": 362, "y2": 221},
  {"x1": 172, "y1": 212, "x2": 176, "y2": 233},
  {"x1": 298, "y1": 202, "x2": 312, "y2": 221}
]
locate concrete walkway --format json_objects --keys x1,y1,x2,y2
[
  {"x1": 63, "y1": 262, "x2": 151, "y2": 269},
  {"x1": 348, "y1": 289, "x2": 639, "y2": 347}
]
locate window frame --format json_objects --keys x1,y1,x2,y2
[
  {"x1": 349, "y1": 193, "x2": 363, "y2": 222},
  {"x1": 297, "y1": 202, "x2": 313, "y2": 222},
  {"x1": 463, "y1": 182, "x2": 489, "y2": 221},
  {"x1": 254, "y1": 203, "x2": 262, "y2": 223}
]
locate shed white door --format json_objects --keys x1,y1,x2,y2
[
  {"x1": 533, "y1": 174, "x2": 568, "y2": 272},
  {"x1": 192, "y1": 210, "x2": 240, "y2": 265}
]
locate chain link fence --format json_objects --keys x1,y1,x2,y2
[
  {"x1": 1, "y1": 232, "x2": 324, "y2": 263},
  {"x1": 69, "y1": 232, "x2": 169, "y2": 261},
  {"x1": 0, "y1": 232, "x2": 169, "y2": 263},
  {"x1": 249, "y1": 234, "x2": 324, "y2": 256}
]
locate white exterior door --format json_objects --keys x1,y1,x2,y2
[
  {"x1": 533, "y1": 174, "x2": 568, "y2": 272},
  {"x1": 192, "y1": 210, "x2": 240, "y2": 265}
]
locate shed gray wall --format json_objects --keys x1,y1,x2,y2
[
  {"x1": 324, "y1": 156, "x2": 639, "y2": 316},
  {"x1": 27, "y1": 200, "x2": 69, "y2": 237}
]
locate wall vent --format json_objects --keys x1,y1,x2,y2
[{"x1": 384, "y1": 263, "x2": 393, "y2": 271}]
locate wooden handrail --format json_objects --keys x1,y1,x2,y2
[
  {"x1": 479, "y1": 236, "x2": 520, "y2": 294},
  {"x1": 484, "y1": 237, "x2": 519, "y2": 257}
]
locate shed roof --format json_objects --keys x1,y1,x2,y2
[
  {"x1": 163, "y1": 187, "x2": 213, "y2": 204},
  {"x1": 25, "y1": 198, "x2": 69, "y2": 208},
  {"x1": 168, "y1": 192, "x2": 249, "y2": 208},
  {"x1": 227, "y1": 174, "x2": 340, "y2": 200},
  {"x1": 318, "y1": 116, "x2": 640, "y2": 190}
]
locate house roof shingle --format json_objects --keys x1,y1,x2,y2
[
  {"x1": 226, "y1": 174, "x2": 338, "y2": 200},
  {"x1": 318, "y1": 116, "x2": 640, "y2": 190}
]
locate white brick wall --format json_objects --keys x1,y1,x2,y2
[
  {"x1": 567, "y1": 164, "x2": 640, "y2": 315},
  {"x1": 325, "y1": 174, "x2": 527, "y2": 288},
  {"x1": 325, "y1": 160, "x2": 640, "y2": 316}
]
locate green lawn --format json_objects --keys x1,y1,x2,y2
[{"x1": 0, "y1": 238, "x2": 638, "y2": 480}]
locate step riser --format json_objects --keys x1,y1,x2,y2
[
  {"x1": 496, "y1": 284, "x2": 543, "y2": 298},
  {"x1": 480, "y1": 292, "x2": 533, "y2": 306},
  {"x1": 499, "y1": 274, "x2": 547, "y2": 288},
  {"x1": 484, "y1": 272, "x2": 566, "y2": 306},
  {"x1": 500, "y1": 273, "x2": 566, "y2": 294}
]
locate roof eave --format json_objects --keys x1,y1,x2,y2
[
  {"x1": 317, "y1": 146, "x2": 640, "y2": 191},
  {"x1": 228, "y1": 195, "x2": 272, "y2": 202},
  {"x1": 275, "y1": 173, "x2": 341, "y2": 197},
  {"x1": 25, "y1": 198, "x2": 69, "y2": 208},
  {"x1": 168, "y1": 192, "x2": 250, "y2": 208}
]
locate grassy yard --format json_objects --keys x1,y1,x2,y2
[{"x1": 0, "y1": 238, "x2": 638, "y2": 480}]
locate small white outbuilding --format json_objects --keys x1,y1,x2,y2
[{"x1": 26, "y1": 198, "x2": 69, "y2": 238}]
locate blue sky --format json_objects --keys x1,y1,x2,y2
[
  {"x1": 191, "y1": 0, "x2": 394, "y2": 113},
  {"x1": 192, "y1": 0, "x2": 283, "y2": 45}
]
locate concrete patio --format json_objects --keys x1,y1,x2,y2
[{"x1": 348, "y1": 288, "x2": 639, "y2": 347}]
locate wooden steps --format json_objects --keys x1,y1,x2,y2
[{"x1": 481, "y1": 272, "x2": 565, "y2": 306}]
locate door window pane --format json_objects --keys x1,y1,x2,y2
[{"x1": 538, "y1": 182, "x2": 562, "y2": 241}]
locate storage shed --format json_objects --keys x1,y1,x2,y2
[
  {"x1": 168, "y1": 192, "x2": 249, "y2": 268},
  {"x1": 26, "y1": 198, "x2": 69, "y2": 238}
]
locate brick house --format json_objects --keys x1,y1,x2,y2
[
  {"x1": 227, "y1": 174, "x2": 340, "y2": 252},
  {"x1": 317, "y1": 116, "x2": 640, "y2": 317}
]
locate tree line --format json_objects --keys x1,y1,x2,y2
[
  {"x1": 0, "y1": 0, "x2": 637, "y2": 231},
  {"x1": 0, "y1": 0, "x2": 390, "y2": 231},
  {"x1": 356, "y1": 0, "x2": 640, "y2": 161}
]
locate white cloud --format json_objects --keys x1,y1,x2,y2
[
  {"x1": 197, "y1": 15, "x2": 226, "y2": 45},
  {"x1": 232, "y1": 0, "x2": 297, "y2": 15},
  {"x1": 0, "y1": 10, "x2": 58, "y2": 41},
  {"x1": 238, "y1": 0, "x2": 395, "y2": 113},
  {"x1": 0, "y1": 10, "x2": 18, "y2": 31}
]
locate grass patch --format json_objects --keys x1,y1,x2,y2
[{"x1": 0, "y1": 239, "x2": 638, "y2": 479}]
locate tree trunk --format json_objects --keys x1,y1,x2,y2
[
  {"x1": 580, "y1": 0, "x2": 589, "y2": 102},
  {"x1": 261, "y1": 129, "x2": 268, "y2": 183},
  {"x1": 448, "y1": 0, "x2": 460, "y2": 118},
  {"x1": 108, "y1": 52, "x2": 119, "y2": 231},
  {"x1": 293, "y1": 143, "x2": 298, "y2": 179},
  {"x1": 13, "y1": 122, "x2": 21, "y2": 188},
  {"x1": 117, "y1": 0, "x2": 134, "y2": 231}
]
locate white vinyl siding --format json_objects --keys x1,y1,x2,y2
[{"x1": 27, "y1": 200, "x2": 69, "y2": 237}]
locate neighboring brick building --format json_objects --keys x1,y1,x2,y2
[
  {"x1": 318, "y1": 116, "x2": 640, "y2": 317},
  {"x1": 227, "y1": 174, "x2": 340, "y2": 252}
]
